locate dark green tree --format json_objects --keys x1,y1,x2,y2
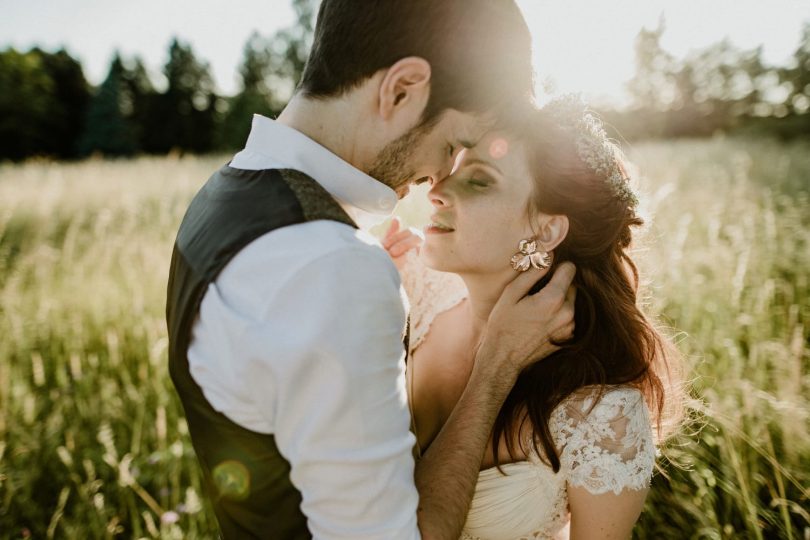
[
  {"x1": 218, "y1": 32, "x2": 278, "y2": 149},
  {"x1": 0, "y1": 48, "x2": 54, "y2": 160},
  {"x1": 142, "y1": 38, "x2": 217, "y2": 153},
  {"x1": 269, "y1": 0, "x2": 317, "y2": 94},
  {"x1": 79, "y1": 53, "x2": 137, "y2": 156},
  {"x1": 38, "y1": 48, "x2": 91, "y2": 158},
  {"x1": 119, "y1": 56, "x2": 156, "y2": 151},
  {"x1": 0, "y1": 47, "x2": 90, "y2": 161},
  {"x1": 218, "y1": 1, "x2": 317, "y2": 149}
]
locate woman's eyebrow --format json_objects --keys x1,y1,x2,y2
[{"x1": 463, "y1": 157, "x2": 503, "y2": 175}]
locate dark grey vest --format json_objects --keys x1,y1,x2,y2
[{"x1": 166, "y1": 165, "x2": 357, "y2": 539}]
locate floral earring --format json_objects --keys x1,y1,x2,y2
[{"x1": 510, "y1": 239, "x2": 551, "y2": 272}]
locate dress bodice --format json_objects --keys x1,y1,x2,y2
[
  {"x1": 400, "y1": 252, "x2": 656, "y2": 540},
  {"x1": 460, "y1": 387, "x2": 655, "y2": 540},
  {"x1": 399, "y1": 251, "x2": 468, "y2": 351}
]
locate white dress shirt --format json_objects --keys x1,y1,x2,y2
[{"x1": 187, "y1": 115, "x2": 421, "y2": 539}]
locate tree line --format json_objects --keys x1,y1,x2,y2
[
  {"x1": 605, "y1": 20, "x2": 810, "y2": 140},
  {"x1": 0, "y1": 5, "x2": 808, "y2": 162},
  {"x1": 0, "y1": 0, "x2": 314, "y2": 162}
]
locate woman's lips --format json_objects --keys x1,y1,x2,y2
[{"x1": 424, "y1": 223, "x2": 455, "y2": 234}]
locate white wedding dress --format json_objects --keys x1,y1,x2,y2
[{"x1": 400, "y1": 252, "x2": 656, "y2": 540}]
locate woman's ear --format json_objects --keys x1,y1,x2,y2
[
  {"x1": 378, "y1": 57, "x2": 431, "y2": 122},
  {"x1": 537, "y1": 215, "x2": 569, "y2": 252}
]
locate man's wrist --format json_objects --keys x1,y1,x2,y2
[{"x1": 471, "y1": 341, "x2": 521, "y2": 391}]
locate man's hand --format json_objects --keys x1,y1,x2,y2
[
  {"x1": 479, "y1": 261, "x2": 577, "y2": 378},
  {"x1": 382, "y1": 217, "x2": 423, "y2": 271},
  {"x1": 413, "y1": 258, "x2": 576, "y2": 540}
]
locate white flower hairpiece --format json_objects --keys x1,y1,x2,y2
[{"x1": 544, "y1": 94, "x2": 639, "y2": 208}]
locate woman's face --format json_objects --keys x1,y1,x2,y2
[{"x1": 420, "y1": 132, "x2": 539, "y2": 276}]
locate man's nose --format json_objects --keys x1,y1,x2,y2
[
  {"x1": 437, "y1": 149, "x2": 464, "y2": 182},
  {"x1": 449, "y1": 148, "x2": 467, "y2": 176}
]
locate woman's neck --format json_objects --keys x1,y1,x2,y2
[{"x1": 457, "y1": 270, "x2": 515, "y2": 347}]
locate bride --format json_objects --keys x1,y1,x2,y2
[{"x1": 384, "y1": 97, "x2": 682, "y2": 540}]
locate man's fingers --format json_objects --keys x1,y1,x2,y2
[
  {"x1": 526, "y1": 262, "x2": 576, "y2": 309},
  {"x1": 501, "y1": 258, "x2": 577, "y2": 306},
  {"x1": 383, "y1": 217, "x2": 401, "y2": 243},
  {"x1": 389, "y1": 236, "x2": 421, "y2": 258},
  {"x1": 552, "y1": 290, "x2": 575, "y2": 331},
  {"x1": 382, "y1": 229, "x2": 413, "y2": 251},
  {"x1": 501, "y1": 264, "x2": 554, "y2": 305},
  {"x1": 565, "y1": 280, "x2": 577, "y2": 306},
  {"x1": 550, "y1": 320, "x2": 575, "y2": 342},
  {"x1": 542, "y1": 341, "x2": 562, "y2": 356},
  {"x1": 545, "y1": 262, "x2": 577, "y2": 298},
  {"x1": 560, "y1": 278, "x2": 576, "y2": 320}
]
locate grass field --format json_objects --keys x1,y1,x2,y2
[{"x1": 0, "y1": 138, "x2": 808, "y2": 539}]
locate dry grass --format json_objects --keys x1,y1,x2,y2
[{"x1": 0, "y1": 140, "x2": 808, "y2": 538}]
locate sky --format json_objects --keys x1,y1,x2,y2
[{"x1": 1, "y1": 0, "x2": 808, "y2": 106}]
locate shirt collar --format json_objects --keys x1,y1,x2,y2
[{"x1": 232, "y1": 115, "x2": 397, "y2": 229}]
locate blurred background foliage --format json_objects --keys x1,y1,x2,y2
[
  {"x1": 0, "y1": 0, "x2": 316, "y2": 161},
  {"x1": 1, "y1": 1, "x2": 809, "y2": 162},
  {"x1": 605, "y1": 20, "x2": 810, "y2": 141},
  {"x1": 1, "y1": 1, "x2": 809, "y2": 539}
]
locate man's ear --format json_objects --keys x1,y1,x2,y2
[
  {"x1": 537, "y1": 215, "x2": 569, "y2": 252},
  {"x1": 378, "y1": 57, "x2": 431, "y2": 122}
]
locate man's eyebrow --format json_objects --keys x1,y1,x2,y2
[{"x1": 460, "y1": 126, "x2": 492, "y2": 148}]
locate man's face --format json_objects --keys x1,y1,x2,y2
[{"x1": 368, "y1": 110, "x2": 493, "y2": 199}]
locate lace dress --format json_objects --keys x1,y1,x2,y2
[{"x1": 400, "y1": 252, "x2": 656, "y2": 540}]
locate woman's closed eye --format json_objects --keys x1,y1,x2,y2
[
  {"x1": 458, "y1": 164, "x2": 498, "y2": 189},
  {"x1": 466, "y1": 178, "x2": 490, "y2": 188}
]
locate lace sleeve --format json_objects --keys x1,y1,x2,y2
[
  {"x1": 552, "y1": 387, "x2": 655, "y2": 495},
  {"x1": 398, "y1": 250, "x2": 467, "y2": 351}
]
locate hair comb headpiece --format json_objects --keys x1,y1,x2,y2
[{"x1": 544, "y1": 94, "x2": 639, "y2": 208}]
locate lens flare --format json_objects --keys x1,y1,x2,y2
[
  {"x1": 212, "y1": 460, "x2": 251, "y2": 501},
  {"x1": 489, "y1": 138, "x2": 509, "y2": 160}
]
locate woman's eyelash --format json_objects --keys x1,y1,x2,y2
[{"x1": 448, "y1": 144, "x2": 455, "y2": 156}]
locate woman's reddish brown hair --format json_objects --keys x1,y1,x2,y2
[{"x1": 491, "y1": 108, "x2": 684, "y2": 471}]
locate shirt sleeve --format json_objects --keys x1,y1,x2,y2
[{"x1": 242, "y1": 243, "x2": 421, "y2": 540}]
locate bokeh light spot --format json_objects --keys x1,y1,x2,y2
[
  {"x1": 489, "y1": 138, "x2": 509, "y2": 160},
  {"x1": 212, "y1": 460, "x2": 251, "y2": 501}
]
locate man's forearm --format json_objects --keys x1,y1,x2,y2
[{"x1": 413, "y1": 352, "x2": 517, "y2": 540}]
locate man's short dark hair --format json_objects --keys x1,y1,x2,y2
[{"x1": 298, "y1": 0, "x2": 534, "y2": 123}]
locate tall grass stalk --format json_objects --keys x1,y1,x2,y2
[{"x1": 0, "y1": 140, "x2": 808, "y2": 538}]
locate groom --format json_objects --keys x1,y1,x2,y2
[{"x1": 167, "y1": 1, "x2": 576, "y2": 538}]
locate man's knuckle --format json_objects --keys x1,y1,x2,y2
[
  {"x1": 547, "y1": 289, "x2": 565, "y2": 308},
  {"x1": 563, "y1": 304, "x2": 575, "y2": 320}
]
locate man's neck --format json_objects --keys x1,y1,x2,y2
[{"x1": 277, "y1": 93, "x2": 370, "y2": 173}]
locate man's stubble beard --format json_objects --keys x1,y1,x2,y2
[{"x1": 368, "y1": 121, "x2": 434, "y2": 199}]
